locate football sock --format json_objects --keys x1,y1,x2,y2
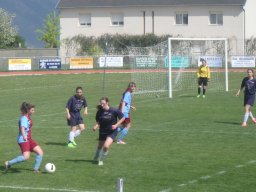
[
  {"x1": 198, "y1": 87, "x2": 201, "y2": 94},
  {"x1": 74, "y1": 129, "x2": 81, "y2": 137},
  {"x1": 8, "y1": 155, "x2": 26, "y2": 166},
  {"x1": 99, "y1": 149, "x2": 109, "y2": 161},
  {"x1": 34, "y1": 154, "x2": 43, "y2": 171},
  {"x1": 203, "y1": 88, "x2": 206, "y2": 95},
  {"x1": 249, "y1": 112, "x2": 255, "y2": 119},
  {"x1": 94, "y1": 148, "x2": 101, "y2": 160},
  {"x1": 118, "y1": 128, "x2": 129, "y2": 141},
  {"x1": 117, "y1": 127, "x2": 123, "y2": 132},
  {"x1": 68, "y1": 131, "x2": 75, "y2": 142},
  {"x1": 243, "y1": 112, "x2": 249, "y2": 123}
]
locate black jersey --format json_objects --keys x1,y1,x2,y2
[
  {"x1": 96, "y1": 107, "x2": 124, "y2": 131},
  {"x1": 66, "y1": 95, "x2": 87, "y2": 114},
  {"x1": 241, "y1": 77, "x2": 256, "y2": 95}
]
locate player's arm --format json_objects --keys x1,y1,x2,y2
[
  {"x1": 84, "y1": 107, "x2": 88, "y2": 116},
  {"x1": 20, "y1": 126, "x2": 27, "y2": 141},
  {"x1": 112, "y1": 116, "x2": 125, "y2": 130},
  {"x1": 65, "y1": 108, "x2": 71, "y2": 119},
  {"x1": 93, "y1": 122, "x2": 99, "y2": 131},
  {"x1": 236, "y1": 79, "x2": 245, "y2": 96},
  {"x1": 207, "y1": 66, "x2": 210, "y2": 81}
]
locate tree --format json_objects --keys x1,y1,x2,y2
[
  {"x1": 0, "y1": 8, "x2": 18, "y2": 48},
  {"x1": 36, "y1": 11, "x2": 60, "y2": 48}
]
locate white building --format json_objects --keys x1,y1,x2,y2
[
  {"x1": 56, "y1": 0, "x2": 247, "y2": 56},
  {"x1": 244, "y1": 0, "x2": 256, "y2": 38}
]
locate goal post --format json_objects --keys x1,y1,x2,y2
[{"x1": 168, "y1": 37, "x2": 228, "y2": 98}]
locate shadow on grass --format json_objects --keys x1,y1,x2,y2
[
  {"x1": 65, "y1": 159, "x2": 96, "y2": 164},
  {"x1": 45, "y1": 142, "x2": 67, "y2": 146},
  {"x1": 215, "y1": 121, "x2": 240, "y2": 125},
  {"x1": 0, "y1": 166, "x2": 35, "y2": 174}
]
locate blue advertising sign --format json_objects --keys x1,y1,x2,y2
[
  {"x1": 165, "y1": 56, "x2": 189, "y2": 68},
  {"x1": 39, "y1": 58, "x2": 61, "y2": 69}
]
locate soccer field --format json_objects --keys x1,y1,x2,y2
[{"x1": 1, "y1": 72, "x2": 256, "y2": 192}]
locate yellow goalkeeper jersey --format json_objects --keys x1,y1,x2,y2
[{"x1": 197, "y1": 65, "x2": 210, "y2": 79}]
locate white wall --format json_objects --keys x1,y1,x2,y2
[{"x1": 244, "y1": 0, "x2": 256, "y2": 38}]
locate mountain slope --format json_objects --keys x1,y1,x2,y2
[{"x1": 0, "y1": 0, "x2": 59, "y2": 48}]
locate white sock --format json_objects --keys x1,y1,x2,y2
[
  {"x1": 249, "y1": 112, "x2": 255, "y2": 120},
  {"x1": 243, "y1": 112, "x2": 249, "y2": 123},
  {"x1": 99, "y1": 149, "x2": 108, "y2": 161},
  {"x1": 68, "y1": 131, "x2": 75, "y2": 142},
  {"x1": 74, "y1": 129, "x2": 81, "y2": 137}
]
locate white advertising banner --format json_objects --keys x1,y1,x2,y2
[
  {"x1": 198, "y1": 56, "x2": 222, "y2": 68},
  {"x1": 231, "y1": 56, "x2": 255, "y2": 68},
  {"x1": 8, "y1": 59, "x2": 32, "y2": 71},
  {"x1": 99, "y1": 57, "x2": 123, "y2": 67}
]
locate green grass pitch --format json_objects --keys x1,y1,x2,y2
[{"x1": 1, "y1": 72, "x2": 256, "y2": 192}]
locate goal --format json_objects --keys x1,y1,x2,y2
[
  {"x1": 128, "y1": 37, "x2": 228, "y2": 98},
  {"x1": 168, "y1": 37, "x2": 228, "y2": 98}
]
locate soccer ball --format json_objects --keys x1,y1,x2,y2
[{"x1": 44, "y1": 163, "x2": 56, "y2": 173}]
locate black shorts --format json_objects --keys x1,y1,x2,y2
[
  {"x1": 244, "y1": 94, "x2": 255, "y2": 106},
  {"x1": 198, "y1": 77, "x2": 208, "y2": 86},
  {"x1": 67, "y1": 114, "x2": 84, "y2": 127},
  {"x1": 99, "y1": 129, "x2": 118, "y2": 141}
]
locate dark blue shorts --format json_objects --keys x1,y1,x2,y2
[
  {"x1": 67, "y1": 114, "x2": 84, "y2": 127},
  {"x1": 244, "y1": 94, "x2": 255, "y2": 106},
  {"x1": 99, "y1": 129, "x2": 118, "y2": 141}
]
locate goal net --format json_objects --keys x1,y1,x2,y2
[
  {"x1": 168, "y1": 38, "x2": 228, "y2": 98},
  {"x1": 127, "y1": 38, "x2": 228, "y2": 98}
]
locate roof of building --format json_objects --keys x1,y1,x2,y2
[{"x1": 57, "y1": 0, "x2": 247, "y2": 8}]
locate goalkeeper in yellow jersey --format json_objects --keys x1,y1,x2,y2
[{"x1": 197, "y1": 58, "x2": 210, "y2": 98}]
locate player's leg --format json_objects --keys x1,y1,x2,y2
[
  {"x1": 5, "y1": 150, "x2": 30, "y2": 170},
  {"x1": 197, "y1": 78, "x2": 202, "y2": 97},
  {"x1": 202, "y1": 78, "x2": 207, "y2": 98},
  {"x1": 93, "y1": 140, "x2": 104, "y2": 162},
  {"x1": 98, "y1": 137, "x2": 114, "y2": 165},
  {"x1": 32, "y1": 144, "x2": 43, "y2": 172},
  {"x1": 68, "y1": 125, "x2": 77, "y2": 148},
  {"x1": 242, "y1": 104, "x2": 251, "y2": 126},
  {"x1": 117, "y1": 116, "x2": 130, "y2": 144}
]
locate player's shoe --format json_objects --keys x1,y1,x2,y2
[
  {"x1": 67, "y1": 142, "x2": 76, "y2": 148},
  {"x1": 98, "y1": 161, "x2": 103, "y2": 166},
  {"x1": 117, "y1": 140, "x2": 126, "y2": 144},
  {"x1": 4, "y1": 161, "x2": 11, "y2": 170},
  {"x1": 241, "y1": 122, "x2": 247, "y2": 127},
  {"x1": 202, "y1": 95, "x2": 206, "y2": 98},
  {"x1": 33, "y1": 169, "x2": 40, "y2": 173},
  {"x1": 196, "y1": 95, "x2": 200, "y2": 98},
  {"x1": 252, "y1": 118, "x2": 256, "y2": 124},
  {"x1": 71, "y1": 140, "x2": 77, "y2": 146}
]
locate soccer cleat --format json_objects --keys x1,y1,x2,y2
[
  {"x1": 202, "y1": 95, "x2": 206, "y2": 98},
  {"x1": 196, "y1": 95, "x2": 200, "y2": 98},
  {"x1": 71, "y1": 140, "x2": 77, "y2": 146},
  {"x1": 33, "y1": 169, "x2": 40, "y2": 173},
  {"x1": 67, "y1": 142, "x2": 76, "y2": 148},
  {"x1": 4, "y1": 161, "x2": 11, "y2": 170},
  {"x1": 117, "y1": 140, "x2": 126, "y2": 145},
  {"x1": 98, "y1": 161, "x2": 103, "y2": 166},
  {"x1": 241, "y1": 122, "x2": 247, "y2": 127},
  {"x1": 252, "y1": 119, "x2": 256, "y2": 124}
]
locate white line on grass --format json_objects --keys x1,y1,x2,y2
[
  {"x1": 0, "y1": 185, "x2": 98, "y2": 192},
  {"x1": 160, "y1": 159, "x2": 256, "y2": 192}
]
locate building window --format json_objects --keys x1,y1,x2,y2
[
  {"x1": 79, "y1": 14, "x2": 91, "y2": 26},
  {"x1": 209, "y1": 12, "x2": 223, "y2": 25},
  {"x1": 111, "y1": 13, "x2": 124, "y2": 26},
  {"x1": 175, "y1": 13, "x2": 188, "y2": 25}
]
